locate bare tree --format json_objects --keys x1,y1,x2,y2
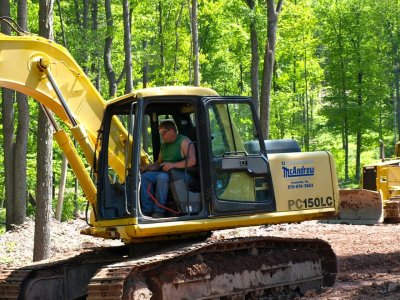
[
  {"x1": 158, "y1": 1, "x2": 165, "y2": 85},
  {"x1": 245, "y1": 0, "x2": 260, "y2": 114},
  {"x1": 34, "y1": 0, "x2": 54, "y2": 262},
  {"x1": 191, "y1": 0, "x2": 200, "y2": 86},
  {"x1": 0, "y1": 0, "x2": 16, "y2": 231},
  {"x1": 104, "y1": 0, "x2": 117, "y2": 97},
  {"x1": 174, "y1": 1, "x2": 185, "y2": 82},
  {"x1": 142, "y1": 40, "x2": 150, "y2": 152},
  {"x1": 260, "y1": 0, "x2": 283, "y2": 138},
  {"x1": 55, "y1": 0, "x2": 67, "y2": 221},
  {"x1": 55, "y1": 156, "x2": 67, "y2": 221},
  {"x1": 91, "y1": 0, "x2": 101, "y2": 91},
  {"x1": 104, "y1": 0, "x2": 132, "y2": 98},
  {"x1": 0, "y1": 0, "x2": 29, "y2": 229},
  {"x1": 104, "y1": 0, "x2": 127, "y2": 97},
  {"x1": 123, "y1": 0, "x2": 133, "y2": 93},
  {"x1": 13, "y1": 0, "x2": 30, "y2": 226}
]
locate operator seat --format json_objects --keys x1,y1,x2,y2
[{"x1": 169, "y1": 126, "x2": 201, "y2": 214}]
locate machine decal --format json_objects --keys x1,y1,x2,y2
[
  {"x1": 281, "y1": 160, "x2": 315, "y2": 178},
  {"x1": 288, "y1": 196, "x2": 334, "y2": 210},
  {"x1": 288, "y1": 180, "x2": 313, "y2": 189}
]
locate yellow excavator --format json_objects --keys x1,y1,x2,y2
[
  {"x1": 338, "y1": 141, "x2": 400, "y2": 224},
  {"x1": 0, "y1": 26, "x2": 340, "y2": 299}
]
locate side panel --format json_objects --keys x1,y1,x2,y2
[{"x1": 268, "y1": 151, "x2": 339, "y2": 213}]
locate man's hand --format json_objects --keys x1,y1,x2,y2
[
  {"x1": 140, "y1": 163, "x2": 161, "y2": 172},
  {"x1": 161, "y1": 162, "x2": 175, "y2": 172}
]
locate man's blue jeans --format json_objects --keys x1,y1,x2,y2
[{"x1": 140, "y1": 170, "x2": 189, "y2": 215}]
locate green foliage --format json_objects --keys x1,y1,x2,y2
[{"x1": 52, "y1": 192, "x2": 86, "y2": 222}]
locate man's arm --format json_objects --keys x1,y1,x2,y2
[
  {"x1": 181, "y1": 138, "x2": 196, "y2": 167},
  {"x1": 140, "y1": 152, "x2": 163, "y2": 172}
]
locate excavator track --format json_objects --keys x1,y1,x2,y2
[
  {"x1": 89, "y1": 236, "x2": 337, "y2": 300},
  {"x1": 0, "y1": 247, "x2": 127, "y2": 300},
  {"x1": 0, "y1": 237, "x2": 336, "y2": 300},
  {"x1": 0, "y1": 268, "x2": 31, "y2": 299}
]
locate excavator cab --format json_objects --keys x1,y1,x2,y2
[{"x1": 96, "y1": 94, "x2": 275, "y2": 222}]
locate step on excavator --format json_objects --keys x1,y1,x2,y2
[
  {"x1": 0, "y1": 20, "x2": 340, "y2": 300},
  {"x1": 338, "y1": 140, "x2": 400, "y2": 224}
]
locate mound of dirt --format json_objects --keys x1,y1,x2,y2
[
  {"x1": 0, "y1": 218, "x2": 122, "y2": 267},
  {"x1": 1, "y1": 219, "x2": 400, "y2": 299}
]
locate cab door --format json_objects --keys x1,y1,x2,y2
[{"x1": 204, "y1": 97, "x2": 276, "y2": 215}]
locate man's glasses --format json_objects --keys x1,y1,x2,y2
[{"x1": 159, "y1": 128, "x2": 170, "y2": 136}]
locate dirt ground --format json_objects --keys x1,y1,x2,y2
[
  {"x1": 1, "y1": 218, "x2": 400, "y2": 299},
  {"x1": 215, "y1": 222, "x2": 400, "y2": 299}
]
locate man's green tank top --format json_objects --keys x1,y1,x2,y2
[{"x1": 161, "y1": 134, "x2": 187, "y2": 163}]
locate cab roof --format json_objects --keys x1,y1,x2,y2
[{"x1": 108, "y1": 86, "x2": 219, "y2": 105}]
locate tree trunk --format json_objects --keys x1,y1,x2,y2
[
  {"x1": 158, "y1": 1, "x2": 165, "y2": 85},
  {"x1": 91, "y1": 0, "x2": 101, "y2": 90},
  {"x1": 336, "y1": 14, "x2": 349, "y2": 181},
  {"x1": 54, "y1": 0, "x2": 68, "y2": 221},
  {"x1": 142, "y1": 40, "x2": 149, "y2": 152},
  {"x1": 174, "y1": 1, "x2": 184, "y2": 80},
  {"x1": 303, "y1": 49, "x2": 310, "y2": 151},
  {"x1": 355, "y1": 70, "x2": 363, "y2": 181},
  {"x1": 191, "y1": 0, "x2": 200, "y2": 86},
  {"x1": 340, "y1": 56, "x2": 349, "y2": 181},
  {"x1": 83, "y1": 0, "x2": 89, "y2": 29},
  {"x1": 104, "y1": 0, "x2": 117, "y2": 97},
  {"x1": 123, "y1": 0, "x2": 133, "y2": 93},
  {"x1": 73, "y1": 0, "x2": 81, "y2": 26},
  {"x1": 245, "y1": 0, "x2": 260, "y2": 114},
  {"x1": 260, "y1": 0, "x2": 283, "y2": 139},
  {"x1": 392, "y1": 39, "x2": 400, "y2": 140},
  {"x1": 82, "y1": 0, "x2": 89, "y2": 74},
  {"x1": 55, "y1": 155, "x2": 67, "y2": 221},
  {"x1": 34, "y1": 0, "x2": 54, "y2": 262},
  {"x1": 14, "y1": 0, "x2": 29, "y2": 225},
  {"x1": 56, "y1": 0, "x2": 67, "y2": 47},
  {"x1": 143, "y1": 41, "x2": 149, "y2": 89},
  {"x1": 1, "y1": 91, "x2": 14, "y2": 231},
  {"x1": 354, "y1": 32, "x2": 363, "y2": 181},
  {"x1": 0, "y1": 0, "x2": 16, "y2": 231}
]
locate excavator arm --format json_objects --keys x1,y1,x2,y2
[
  {"x1": 0, "y1": 34, "x2": 104, "y2": 139},
  {"x1": 0, "y1": 33, "x2": 149, "y2": 205}
]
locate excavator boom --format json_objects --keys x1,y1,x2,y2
[
  {"x1": 0, "y1": 33, "x2": 149, "y2": 203},
  {"x1": 0, "y1": 34, "x2": 104, "y2": 137}
]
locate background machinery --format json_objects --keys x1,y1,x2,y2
[
  {"x1": 339, "y1": 141, "x2": 400, "y2": 224},
  {"x1": 0, "y1": 31, "x2": 340, "y2": 299}
]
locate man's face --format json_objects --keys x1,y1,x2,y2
[{"x1": 159, "y1": 127, "x2": 176, "y2": 143}]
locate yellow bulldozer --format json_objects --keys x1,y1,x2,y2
[
  {"x1": 0, "y1": 22, "x2": 340, "y2": 300},
  {"x1": 338, "y1": 141, "x2": 400, "y2": 224}
]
